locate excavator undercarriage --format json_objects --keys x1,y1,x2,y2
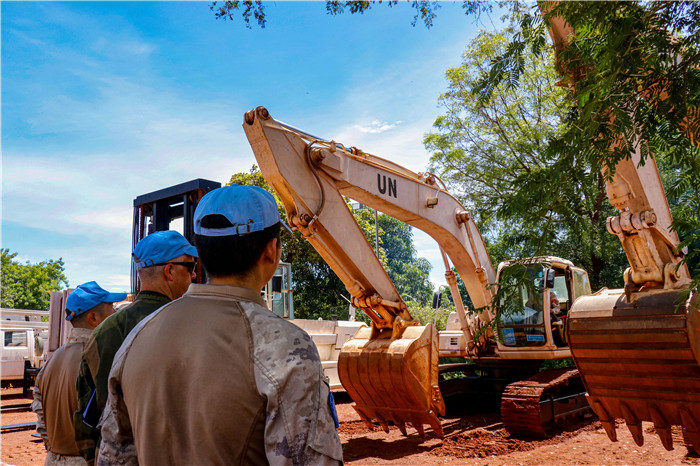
[
  {"x1": 501, "y1": 368, "x2": 589, "y2": 437},
  {"x1": 439, "y1": 360, "x2": 590, "y2": 437}
]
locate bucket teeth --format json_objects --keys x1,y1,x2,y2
[
  {"x1": 621, "y1": 403, "x2": 644, "y2": 447},
  {"x1": 680, "y1": 409, "x2": 700, "y2": 453},
  {"x1": 378, "y1": 420, "x2": 390, "y2": 433},
  {"x1": 396, "y1": 421, "x2": 407, "y2": 436},
  {"x1": 649, "y1": 405, "x2": 673, "y2": 451},
  {"x1": 354, "y1": 406, "x2": 374, "y2": 431},
  {"x1": 589, "y1": 399, "x2": 617, "y2": 442},
  {"x1": 430, "y1": 422, "x2": 444, "y2": 439},
  {"x1": 413, "y1": 419, "x2": 426, "y2": 437},
  {"x1": 625, "y1": 422, "x2": 644, "y2": 446}
]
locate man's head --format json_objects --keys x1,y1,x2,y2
[
  {"x1": 193, "y1": 185, "x2": 288, "y2": 286},
  {"x1": 133, "y1": 230, "x2": 199, "y2": 299},
  {"x1": 66, "y1": 281, "x2": 125, "y2": 329},
  {"x1": 550, "y1": 290, "x2": 560, "y2": 314}
]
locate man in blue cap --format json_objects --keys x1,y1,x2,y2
[
  {"x1": 33, "y1": 281, "x2": 124, "y2": 466},
  {"x1": 99, "y1": 185, "x2": 343, "y2": 465},
  {"x1": 74, "y1": 230, "x2": 197, "y2": 464}
]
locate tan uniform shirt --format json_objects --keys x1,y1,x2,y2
[
  {"x1": 98, "y1": 284, "x2": 343, "y2": 466},
  {"x1": 33, "y1": 327, "x2": 93, "y2": 461}
]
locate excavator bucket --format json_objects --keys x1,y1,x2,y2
[
  {"x1": 568, "y1": 288, "x2": 700, "y2": 451},
  {"x1": 338, "y1": 323, "x2": 446, "y2": 438}
]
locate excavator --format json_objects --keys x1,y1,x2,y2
[
  {"x1": 243, "y1": 106, "x2": 594, "y2": 438},
  {"x1": 240, "y1": 12, "x2": 697, "y2": 453}
]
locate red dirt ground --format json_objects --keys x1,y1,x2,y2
[{"x1": 3, "y1": 386, "x2": 700, "y2": 465}]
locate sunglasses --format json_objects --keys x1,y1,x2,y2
[{"x1": 155, "y1": 261, "x2": 198, "y2": 273}]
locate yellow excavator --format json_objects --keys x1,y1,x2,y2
[
  {"x1": 243, "y1": 107, "x2": 594, "y2": 438},
  {"x1": 241, "y1": 12, "x2": 697, "y2": 450},
  {"x1": 545, "y1": 14, "x2": 699, "y2": 452}
]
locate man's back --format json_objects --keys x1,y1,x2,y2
[
  {"x1": 102, "y1": 284, "x2": 343, "y2": 465},
  {"x1": 82, "y1": 291, "x2": 172, "y2": 408},
  {"x1": 75, "y1": 291, "x2": 171, "y2": 461},
  {"x1": 34, "y1": 328, "x2": 93, "y2": 456}
]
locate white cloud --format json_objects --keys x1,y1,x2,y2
[
  {"x1": 6, "y1": 27, "x2": 47, "y2": 47},
  {"x1": 331, "y1": 119, "x2": 434, "y2": 173},
  {"x1": 355, "y1": 120, "x2": 401, "y2": 134},
  {"x1": 72, "y1": 206, "x2": 134, "y2": 231}
]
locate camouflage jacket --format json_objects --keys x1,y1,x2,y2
[
  {"x1": 74, "y1": 291, "x2": 171, "y2": 464},
  {"x1": 98, "y1": 284, "x2": 343, "y2": 465}
]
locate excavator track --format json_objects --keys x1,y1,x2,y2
[{"x1": 501, "y1": 368, "x2": 590, "y2": 437}]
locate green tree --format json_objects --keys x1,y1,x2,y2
[
  {"x1": 353, "y1": 209, "x2": 434, "y2": 305},
  {"x1": 1, "y1": 249, "x2": 69, "y2": 310},
  {"x1": 474, "y1": 2, "x2": 700, "y2": 296},
  {"x1": 424, "y1": 28, "x2": 627, "y2": 291},
  {"x1": 229, "y1": 166, "x2": 434, "y2": 319}
]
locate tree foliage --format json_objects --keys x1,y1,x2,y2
[
  {"x1": 1, "y1": 249, "x2": 69, "y2": 310},
  {"x1": 210, "y1": 0, "x2": 487, "y2": 29},
  {"x1": 229, "y1": 166, "x2": 434, "y2": 320},
  {"x1": 424, "y1": 27, "x2": 627, "y2": 291},
  {"x1": 475, "y1": 1, "x2": 700, "y2": 296}
]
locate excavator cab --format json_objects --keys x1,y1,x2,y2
[{"x1": 496, "y1": 258, "x2": 591, "y2": 356}]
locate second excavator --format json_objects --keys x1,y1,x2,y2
[{"x1": 243, "y1": 106, "x2": 593, "y2": 438}]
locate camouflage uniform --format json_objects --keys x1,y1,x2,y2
[
  {"x1": 98, "y1": 284, "x2": 343, "y2": 465},
  {"x1": 74, "y1": 291, "x2": 171, "y2": 464}
]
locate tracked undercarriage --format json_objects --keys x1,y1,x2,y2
[
  {"x1": 501, "y1": 368, "x2": 590, "y2": 437},
  {"x1": 439, "y1": 362, "x2": 590, "y2": 438}
]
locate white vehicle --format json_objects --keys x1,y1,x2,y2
[{"x1": 1, "y1": 308, "x2": 49, "y2": 381}]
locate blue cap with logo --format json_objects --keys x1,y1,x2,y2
[
  {"x1": 65, "y1": 281, "x2": 127, "y2": 321},
  {"x1": 194, "y1": 184, "x2": 291, "y2": 236},
  {"x1": 132, "y1": 230, "x2": 198, "y2": 268}
]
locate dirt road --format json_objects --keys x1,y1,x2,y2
[{"x1": 3, "y1": 387, "x2": 700, "y2": 465}]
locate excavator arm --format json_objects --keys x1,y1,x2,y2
[
  {"x1": 544, "y1": 12, "x2": 699, "y2": 451},
  {"x1": 545, "y1": 14, "x2": 690, "y2": 293},
  {"x1": 243, "y1": 106, "x2": 496, "y2": 437}
]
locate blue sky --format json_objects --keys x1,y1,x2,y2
[{"x1": 2, "y1": 1, "x2": 500, "y2": 294}]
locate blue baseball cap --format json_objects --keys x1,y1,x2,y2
[
  {"x1": 132, "y1": 230, "x2": 198, "y2": 268},
  {"x1": 194, "y1": 185, "x2": 291, "y2": 237},
  {"x1": 66, "y1": 281, "x2": 127, "y2": 321}
]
